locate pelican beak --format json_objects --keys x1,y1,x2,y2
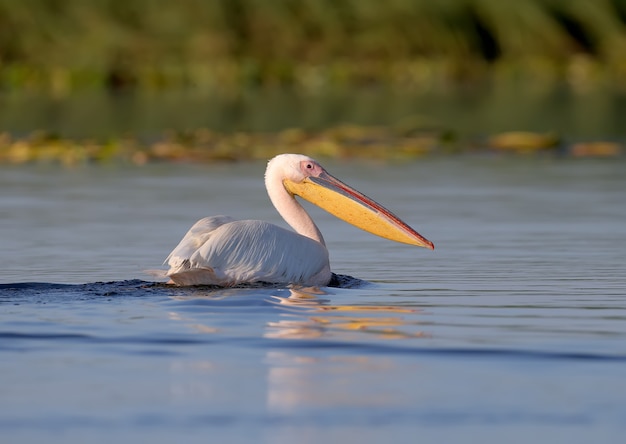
[{"x1": 283, "y1": 171, "x2": 434, "y2": 249}]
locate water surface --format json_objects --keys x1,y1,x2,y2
[{"x1": 1, "y1": 157, "x2": 626, "y2": 443}]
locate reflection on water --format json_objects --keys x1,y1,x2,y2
[
  {"x1": 266, "y1": 287, "x2": 427, "y2": 340},
  {"x1": 164, "y1": 347, "x2": 402, "y2": 427},
  {"x1": 265, "y1": 351, "x2": 399, "y2": 416},
  {"x1": 165, "y1": 285, "x2": 429, "y2": 340}
]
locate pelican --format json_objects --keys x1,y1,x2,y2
[{"x1": 164, "y1": 153, "x2": 433, "y2": 286}]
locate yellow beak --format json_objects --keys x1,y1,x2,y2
[{"x1": 283, "y1": 171, "x2": 434, "y2": 249}]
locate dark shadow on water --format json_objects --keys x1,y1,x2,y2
[
  {"x1": 0, "y1": 279, "x2": 158, "y2": 299},
  {"x1": 328, "y1": 273, "x2": 368, "y2": 288},
  {"x1": 0, "y1": 273, "x2": 368, "y2": 296}
]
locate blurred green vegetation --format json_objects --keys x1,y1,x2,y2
[{"x1": 1, "y1": 0, "x2": 626, "y2": 94}]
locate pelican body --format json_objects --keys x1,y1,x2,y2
[{"x1": 165, "y1": 154, "x2": 433, "y2": 286}]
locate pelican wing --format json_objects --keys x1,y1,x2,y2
[
  {"x1": 165, "y1": 215, "x2": 236, "y2": 269},
  {"x1": 166, "y1": 219, "x2": 329, "y2": 286}
]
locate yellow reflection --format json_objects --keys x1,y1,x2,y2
[{"x1": 266, "y1": 286, "x2": 428, "y2": 340}]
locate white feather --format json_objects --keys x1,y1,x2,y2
[{"x1": 166, "y1": 219, "x2": 329, "y2": 286}]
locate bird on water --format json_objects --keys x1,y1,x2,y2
[{"x1": 163, "y1": 153, "x2": 433, "y2": 286}]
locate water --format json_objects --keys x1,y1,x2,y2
[{"x1": 1, "y1": 156, "x2": 626, "y2": 443}]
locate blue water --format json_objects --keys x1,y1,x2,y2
[{"x1": 1, "y1": 157, "x2": 626, "y2": 443}]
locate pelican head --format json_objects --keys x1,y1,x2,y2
[{"x1": 266, "y1": 154, "x2": 434, "y2": 249}]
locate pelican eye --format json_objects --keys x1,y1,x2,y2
[{"x1": 300, "y1": 160, "x2": 320, "y2": 178}]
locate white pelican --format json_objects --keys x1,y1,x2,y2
[{"x1": 164, "y1": 153, "x2": 433, "y2": 286}]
